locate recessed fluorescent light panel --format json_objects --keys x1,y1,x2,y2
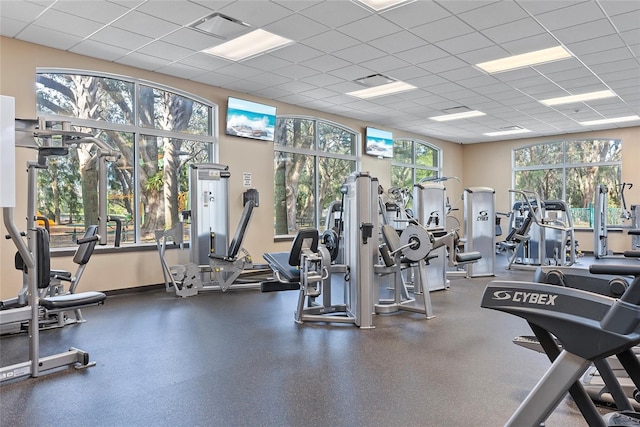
[
  {"x1": 579, "y1": 115, "x2": 640, "y2": 126},
  {"x1": 484, "y1": 128, "x2": 532, "y2": 137},
  {"x1": 540, "y1": 90, "x2": 617, "y2": 106},
  {"x1": 429, "y1": 110, "x2": 486, "y2": 122},
  {"x1": 476, "y1": 46, "x2": 572, "y2": 74},
  {"x1": 202, "y1": 29, "x2": 293, "y2": 61},
  {"x1": 354, "y1": 0, "x2": 413, "y2": 11},
  {"x1": 347, "y1": 81, "x2": 417, "y2": 99}
]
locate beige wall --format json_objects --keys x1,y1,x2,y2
[
  {"x1": 1, "y1": 36, "x2": 638, "y2": 296},
  {"x1": 0, "y1": 37, "x2": 459, "y2": 296}
]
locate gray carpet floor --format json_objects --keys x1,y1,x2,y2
[{"x1": 0, "y1": 254, "x2": 626, "y2": 426}]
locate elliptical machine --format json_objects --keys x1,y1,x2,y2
[{"x1": 482, "y1": 263, "x2": 640, "y2": 426}]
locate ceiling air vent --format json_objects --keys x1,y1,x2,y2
[
  {"x1": 190, "y1": 13, "x2": 250, "y2": 40},
  {"x1": 354, "y1": 74, "x2": 395, "y2": 87}
]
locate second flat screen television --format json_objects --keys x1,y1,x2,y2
[
  {"x1": 365, "y1": 127, "x2": 393, "y2": 158},
  {"x1": 226, "y1": 97, "x2": 276, "y2": 142}
]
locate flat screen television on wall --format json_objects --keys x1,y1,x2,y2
[
  {"x1": 365, "y1": 126, "x2": 393, "y2": 158},
  {"x1": 225, "y1": 97, "x2": 277, "y2": 142}
]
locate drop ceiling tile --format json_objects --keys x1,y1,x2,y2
[
  {"x1": 191, "y1": 71, "x2": 237, "y2": 87},
  {"x1": 224, "y1": 79, "x2": 267, "y2": 93},
  {"x1": 299, "y1": 73, "x2": 344, "y2": 87},
  {"x1": 269, "y1": 43, "x2": 324, "y2": 63},
  {"x1": 0, "y1": 17, "x2": 28, "y2": 37},
  {"x1": 275, "y1": 93, "x2": 316, "y2": 105},
  {"x1": 117, "y1": 51, "x2": 172, "y2": 70},
  {"x1": 218, "y1": 1, "x2": 295, "y2": 27},
  {"x1": 591, "y1": 59, "x2": 640, "y2": 75},
  {"x1": 404, "y1": 74, "x2": 449, "y2": 88},
  {"x1": 437, "y1": 0, "x2": 500, "y2": 15},
  {"x1": 457, "y1": 1, "x2": 529, "y2": 31},
  {"x1": 338, "y1": 14, "x2": 402, "y2": 42},
  {"x1": 435, "y1": 32, "x2": 495, "y2": 55},
  {"x1": 566, "y1": 33, "x2": 625, "y2": 56},
  {"x1": 298, "y1": 1, "x2": 370, "y2": 28},
  {"x1": 599, "y1": 0, "x2": 640, "y2": 16},
  {"x1": 90, "y1": 26, "x2": 153, "y2": 51},
  {"x1": 69, "y1": 39, "x2": 131, "y2": 61},
  {"x1": 620, "y1": 29, "x2": 640, "y2": 47},
  {"x1": 500, "y1": 33, "x2": 561, "y2": 55},
  {"x1": 18, "y1": 25, "x2": 83, "y2": 50},
  {"x1": 532, "y1": 58, "x2": 584, "y2": 74},
  {"x1": 333, "y1": 44, "x2": 386, "y2": 64},
  {"x1": 481, "y1": 17, "x2": 546, "y2": 44},
  {"x1": 553, "y1": 19, "x2": 617, "y2": 45},
  {"x1": 272, "y1": 64, "x2": 321, "y2": 80},
  {"x1": 111, "y1": 11, "x2": 180, "y2": 39},
  {"x1": 243, "y1": 72, "x2": 291, "y2": 87},
  {"x1": 243, "y1": 54, "x2": 294, "y2": 72},
  {"x1": 136, "y1": 1, "x2": 213, "y2": 26},
  {"x1": 394, "y1": 44, "x2": 449, "y2": 64},
  {"x1": 299, "y1": 87, "x2": 340, "y2": 100},
  {"x1": 368, "y1": 31, "x2": 426, "y2": 54},
  {"x1": 410, "y1": 16, "x2": 475, "y2": 44},
  {"x1": 328, "y1": 64, "x2": 375, "y2": 81},
  {"x1": 269, "y1": 1, "x2": 322, "y2": 12},
  {"x1": 324, "y1": 81, "x2": 367, "y2": 94},
  {"x1": 155, "y1": 63, "x2": 208, "y2": 80},
  {"x1": 161, "y1": 28, "x2": 224, "y2": 51},
  {"x1": 33, "y1": 9, "x2": 103, "y2": 38},
  {"x1": 581, "y1": 47, "x2": 635, "y2": 66},
  {"x1": 456, "y1": 45, "x2": 510, "y2": 64},
  {"x1": 252, "y1": 86, "x2": 292, "y2": 99},
  {"x1": 215, "y1": 63, "x2": 265, "y2": 79},
  {"x1": 382, "y1": 1, "x2": 451, "y2": 29},
  {"x1": 0, "y1": 1, "x2": 48, "y2": 22},
  {"x1": 386, "y1": 65, "x2": 432, "y2": 81},
  {"x1": 302, "y1": 31, "x2": 361, "y2": 53},
  {"x1": 299, "y1": 55, "x2": 351, "y2": 73},
  {"x1": 137, "y1": 41, "x2": 196, "y2": 62},
  {"x1": 417, "y1": 55, "x2": 468, "y2": 74},
  {"x1": 181, "y1": 52, "x2": 232, "y2": 71},
  {"x1": 265, "y1": 13, "x2": 330, "y2": 41},
  {"x1": 534, "y1": 1, "x2": 606, "y2": 31},
  {"x1": 52, "y1": 0, "x2": 130, "y2": 24},
  {"x1": 611, "y1": 9, "x2": 640, "y2": 32},
  {"x1": 359, "y1": 55, "x2": 411, "y2": 74}
]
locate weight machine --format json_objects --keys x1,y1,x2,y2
[
  {"x1": 1, "y1": 96, "x2": 104, "y2": 382},
  {"x1": 503, "y1": 189, "x2": 576, "y2": 269},
  {"x1": 156, "y1": 163, "x2": 259, "y2": 297},
  {"x1": 263, "y1": 172, "x2": 378, "y2": 328},
  {"x1": 594, "y1": 183, "x2": 640, "y2": 258}
]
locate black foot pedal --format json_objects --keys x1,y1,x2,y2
[{"x1": 260, "y1": 281, "x2": 299, "y2": 292}]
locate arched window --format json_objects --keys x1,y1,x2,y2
[
  {"x1": 391, "y1": 139, "x2": 441, "y2": 189},
  {"x1": 274, "y1": 116, "x2": 358, "y2": 236},
  {"x1": 36, "y1": 69, "x2": 216, "y2": 247},
  {"x1": 513, "y1": 139, "x2": 623, "y2": 228}
]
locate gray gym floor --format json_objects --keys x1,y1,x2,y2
[{"x1": 0, "y1": 254, "x2": 625, "y2": 426}]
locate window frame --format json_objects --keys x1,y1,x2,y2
[
  {"x1": 274, "y1": 115, "x2": 359, "y2": 238},
  {"x1": 36, "y1": 68, "x2": 218, "y2": 248},
  {"x1": 512, "y1": 138, "x2": 623, "y2": 229},
  {"x1": 391, "y1": 138, "x2": 442, "y2": 188}
]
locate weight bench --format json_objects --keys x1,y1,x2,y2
[
  {"x1": 208, "y1": 200, "x2": 255, "y2": 292},
  {"x1": 1, "y1": 227, "x2": 106, "y2": 333},
  {"x1": 262, "y1": 229, "x2": 354, "y2": 325}
]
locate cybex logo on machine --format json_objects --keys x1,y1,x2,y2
[
  {"x1": 492, "y1": 290, "x2": 557, "y2": 305},
  {"x1": 476, "y1": 210, "x2": 489, "y2": 221}
]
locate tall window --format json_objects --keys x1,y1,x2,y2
[
  {"x1": 513, "y1": 139, "x2": 623, "y2": 228},
  {"x1": 274, "y1": 117, "x2": 357, "y2": 236},
  {"x1": 36, "y1": 70, "x2": 216, "y2": 248},
  {"x1": 391, "y1": 139, "x2": 441, "y2": 189}
]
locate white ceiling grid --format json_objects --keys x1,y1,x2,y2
[{"x1": 0, "y1": 0, "x2": 638, "y2": 143}]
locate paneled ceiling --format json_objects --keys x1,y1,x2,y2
[{"x1": 1, "y1": 0, "x2": 638, "y2": 143}]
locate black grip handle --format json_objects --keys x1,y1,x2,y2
[
  {"x1": 76, "y1": 234, "x2": 99, "y2": 245},
  {"x1": 589, "y1": 264, "x2": 640, "y2": 277}
]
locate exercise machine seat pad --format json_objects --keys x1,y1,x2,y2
[
  {"x1": 40, "y1": 291, "x2": 106, "y2": 310},
  {"x1": 263, "y1": 252, "x2": 300, "y2": 283},
  {"x1": 456, "y1": 251, "x2": 482, "y2": 263}
]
